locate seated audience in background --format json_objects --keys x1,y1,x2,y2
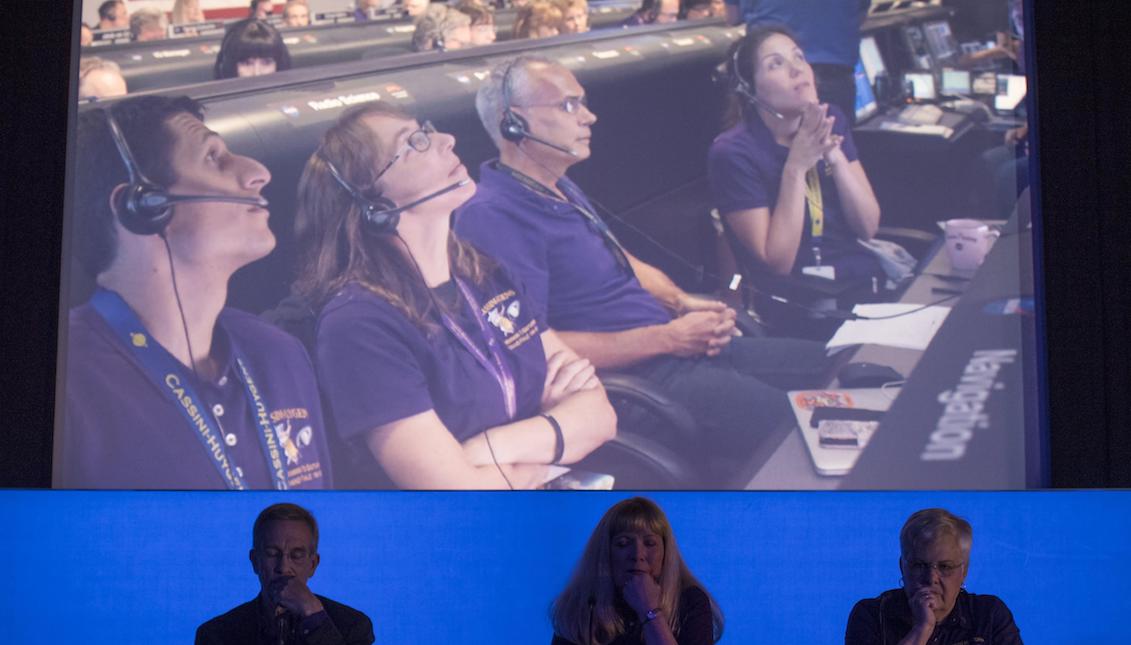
[
  {"x1": 250, "y1": 0, "x2": 274, "y2": 20},
  {"x1": 845, "y1": 508, "x2": 1024, "y2": 645},
  {"x1": 707, "y1": 26, "x2": 886, "y2": 334},
  {"x1": 77, "y1": 57, "x2": 128, "y2": 100},
  {"x1": 455, "y1": 56, "x2": 830, "y2": 481},
  {"x1": 550, "y1": 497, "x2": 724, "y2": 644},
  {"x1": 283, "y1": 1, "x2": 311, "y2": 28},
  {"x1": 724, "y1": 0, "x2": 868, "y2": 125},
  {"x1": 215, "y1": 19, "x2": 293, "y2": 79},
  {"x1": 404, "y1": 0, "x2": 432, "y2": 18},
  {"x1": 514, "y1": 1, "x2": 563, "y2": 39},
  {"x1": 130, "y1": 7, "x2": 169, "y2": 42},
  {"x1": 61, "y1": 96, "x2": 333, "y2": 489},
  {"x1": 682, "y1": 0, "x2": 714, "y2": 21},
  {"x1": 623, "y1": 0, "x2": 680, "y2": 26},
  {"x1": 292, "y1": 102, "x2": 616, "y2": 489},
  {"x1": 195, "y1": 503, "x2": 374, "y2": 644},
  {"x1": 97, "y1": 0, "x2": 129, "y2": 31},
  {"x1": 80, "y1": 23, "x2": 94, "y2": 47},
  {"x1": 411, "y1": 5, "x2": 472, "y2": 51},
  {"x1": 556, "y1": 0, "x2": 589, "y2": 34},
  {"x1": 353, "y1": 0, "x2": 393, "y2": 20},
  {"x1": 455, "y1": 0, "x2": 497, "y2": 46},
  {"x1": 171, "y1": 0, "x2": 207, "y2": 25}
]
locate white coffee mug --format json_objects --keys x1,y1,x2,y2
[{"x1": 944, "y1": 219, "x2": 999, "y2": 271}]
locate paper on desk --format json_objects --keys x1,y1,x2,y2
[{"x1": 826, "y1": 304, "x2": 951, "y2": 351}]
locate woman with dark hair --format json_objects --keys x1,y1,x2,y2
[
  {"x1": 845, "y1": 508, "x2": 1023, "y2": 644},
  {"x1": 551, "y1": 497, "x2": 723, "y2": 644},
  {"x1": 214, "y1": 19, "x2": 292, "y2": 79},
  {"x1": 623, "y1": 0, "x2": 679, "y2": 26},
  {"x1": 707, "y1": 26, "x2": 885, "y2": 335},
  {"x1": 292, "y1": 103, "x2": 616, "y2": 489}
]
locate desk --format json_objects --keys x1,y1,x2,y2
[{"x1": 747, "y1": 217, "x2": 1039, "y2": 489}]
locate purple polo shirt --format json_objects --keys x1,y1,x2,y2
[
  {"x1": 454, "y1": 161, "x2": 671, "y2": 333},
  {"x1": 315, "y1": 271, "x2": 548, "y2": 445},
  {"x1": 708, "y1": 104, "x2": 883, "y2": 280},
  {"x1": 60, "y1": 302, "x2": 332, "y2": 489}
]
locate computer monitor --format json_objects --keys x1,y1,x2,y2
[
  {"x1": 859, "y1": 36, "x2": 886, "y2": 87},
  {"x1": 904, "y1": 72, "x2": 937, "y2": 101},
  {"x1": 922, "y1": 20, "x2": 959, "y2": 63},
  {"x1": 994, "y1": 74, "x2": 1027, "y2": 111},
  {"x1": 902, "y1": 24, "x2": 934, "y2": 71},
  {"x1": 854, "y1": 60, "x2": 878, "y2": 122},
  {"x1": 941, "y1": 68, "x2": 971, "y2": 95}
]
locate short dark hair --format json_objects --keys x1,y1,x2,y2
[
  {"x1": 455, "y1": 0, "x2": 494, "y2": 26},
  {"x1": 214, "y1": 19, "x2": 292, "y2": 79},
  {"x1": 98, "y1": 0, "x2": 125, "y2": 22},
  {"x1": 252, "y1": 503, "x2": 320, "y2": 552},
  {"x1": 72, "y1": 96, "x2": 205, "y2": 277}
]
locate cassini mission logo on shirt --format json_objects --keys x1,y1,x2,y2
[
  {"x1": 480, "y1": 289, "x2": 539, "y2": 351},
  {"x1": 269, "y1": 407, "x2": 323, "y2": 486}
]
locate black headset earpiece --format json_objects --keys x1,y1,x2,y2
[
  {"x1": 321, "y1": 154, "x2": 400, "y2": 234},
  {"x1": 104, "y1": 108, "x2": 176, "y2": 236},
  {"x1": 498, "y1": 59, "x2": 531, "y2": 143}
]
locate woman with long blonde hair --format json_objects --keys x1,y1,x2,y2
[{"x1": 551, "y1": 497, "x2": 723, "y2": 644}]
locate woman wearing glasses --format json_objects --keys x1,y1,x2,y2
[
  {"x1": 292, "y1": 103, "x2": 616, "y2": 489},
  {"x1": 550, "y1": 497, "x2": 723, "y2": 645},
  {"x1": 845, "y1": 508, "x2": 1023, "y2": 645}
]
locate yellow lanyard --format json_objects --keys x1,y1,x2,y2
[{"x1": 804, "y1": 166, "x2": 824, "y2": 239}]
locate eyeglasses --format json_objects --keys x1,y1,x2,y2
[
  {"x1": 904, "y1": 560, "x2": 965, "y2": 578},
  {"x1": 373, "y1": 120, "x2": 436, "y2": 181},
  {"x1": 516, "y1": 95, "x2": 589, "y2": 115}
]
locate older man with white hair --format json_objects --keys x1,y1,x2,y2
[{"x1": 453, "y1": 56, "x2": 831, "y2": 480}]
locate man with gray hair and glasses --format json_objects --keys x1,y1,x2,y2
[
  {"x1": 845, "y1": 508, "x2": 1023, "y2": 645},
  {"x1": 196, "y1": 503, "x2": 374, "y2": 644},
  {"x1": 454, "y1": 56, "x2": 831, "y2": 482}
]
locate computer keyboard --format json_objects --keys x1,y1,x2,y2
[{"x1": 897, "y1": 103, "x2": 944, "y2": 125}]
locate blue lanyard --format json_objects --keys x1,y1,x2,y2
[
  {"x1": 438, "y1": 278, "x2": 518, "y2": 421},
  {"x1": 89, "y1": 289, "x2": 289, "y2": 490}
]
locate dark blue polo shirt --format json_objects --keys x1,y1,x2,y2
[
  {"x1": 315, "y1": 270, "x2": 547, "y2": 445},
  {"x1": 708, "y1": 104, "x2": 883, "y2": 280},
  {"x1": 454, "y1": 161, "x2": 671, "y2": 333},
  {"x1": 845, "y1": 589, "x2": 1023, "y2": 645},
  {"x1": 725, "y1": 0, "x2": 869, "y2": 67},
  {"x1": 60, "y1": 301, "x2": 332, "y2": 489}
]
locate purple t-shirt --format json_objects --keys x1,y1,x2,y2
[
  {"x1": 315, "y1": 271, "x2": 548, "y2": 445},
  {"x1": 708, "y1": 104, "x2": 883, "y2": 280},
  {"x1": 60, "y1": 301, "x2": 332, "y2": 489},
  {"x1": 454, "y1": 161, "x2": 671, "y2": 333}
]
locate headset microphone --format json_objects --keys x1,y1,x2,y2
[
  {"x1": 322, "y1": 152, "x2": 470, "y2": 235},
  {"x1": 104, "y1": 108, "x2": 269, "y2": 236},
  {"x1": 716, "y1": 39, "x2": 787, "y2": 121},
  {"x1": 498, "y1": 58, "x2": 579, "y2": 157}
]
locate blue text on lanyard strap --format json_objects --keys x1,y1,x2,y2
[{"x1": 89, "y1": 289, "x2": 289, "y2": 490}]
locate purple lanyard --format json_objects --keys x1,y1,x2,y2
[{"x1": 438, "y1": 277, "x2": 518, "y2": 421}]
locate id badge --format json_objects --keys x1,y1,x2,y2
[{"x1": 802, "y1": 265, "x2": 837, "y2": 280}]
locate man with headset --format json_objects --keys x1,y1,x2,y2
[
  {"x1": 196, "y1": 503, "x2": 374, "y2": 644},
  {"x1": 454, "y1": 56, "x2": 830, "y2": 480},
  {"x1": 58, "y1": 95, "x2": 333, "y2": 489}
]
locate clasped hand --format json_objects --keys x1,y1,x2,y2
[
  {"x1": 786, "y1": 103, "x2": 844, "y2": 173},
  {"x1": 266, "y1": 576, "x2": 323, "y2": 618}
]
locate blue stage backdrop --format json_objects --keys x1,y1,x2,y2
[{"x1": 3, "y1": 491, "x2": 1127, "y2": 644}]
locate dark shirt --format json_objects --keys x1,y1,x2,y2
[
  {"x1": 195, "y1": 595, "x2": 374, "y2": 645},
  {"x1": 60, "y1": 298, "x2": 332, "y2": 489},
  {"x1": 454, "y1": 161, "x2": 671, "y2": 334},
  {"x1": 708, "y1": 104, "x2": 883, "y2": 281},
  {"x1": 315, "y1": 270, "x2": 547, "y2": 447},
  {"x1": 724, "y1": 0, "x2": 869, "y2": 67},
  {"x1": 845, "y1": 589, "x2": 1023, "y2": 645},
  {"x1": 551, "y1": 586, "x2": 716, "y2": 645}
]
